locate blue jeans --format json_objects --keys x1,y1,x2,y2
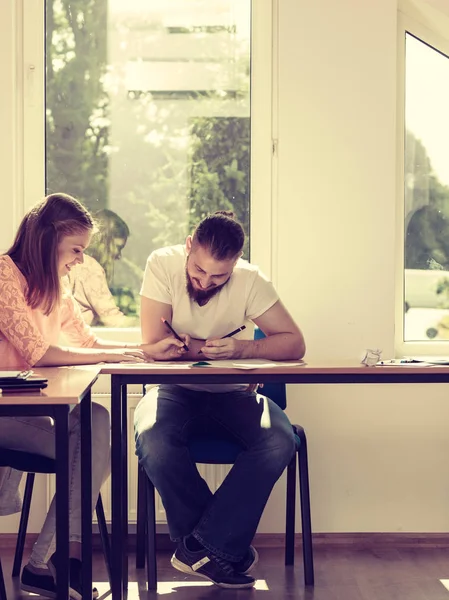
[{"x1": 134, "y1": 384, "x2": 295, "y2": 562}]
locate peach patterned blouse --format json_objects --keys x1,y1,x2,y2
[{"x1": 0, "y1": 255, "x2": 97, "y2": 368}]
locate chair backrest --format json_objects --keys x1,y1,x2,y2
[
  {"x1": 0, "y1": 557, "x2": 6, "y2": 600},
  {"x1": 0, "y1": 449, "x2": 56, "y2": 474},
  {"x1": 254, "y1": 327, "x2": 287, "y2": 410}
]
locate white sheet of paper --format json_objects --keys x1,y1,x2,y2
[
  {"x1": 410, "y1": 356, "x2": 449, "y2": 365},
  {"x1": 376, "y1": 361, "x2": 435, "y2": 367},
  {"x1": 123, "y1": 362, "x2": 193, "y2": 368},
  {"x1": 200, "y1": 359, "x2": 305, "y2": 370},
  {"x1": 0, "y1": 371, "x2": 22, "y2": 378},
  {"x1": 377, "y1": 357, "x2": 449, "y2": 367}
]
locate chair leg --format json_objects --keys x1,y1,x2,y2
[
  {"x1": 12, "y1": 473, "x2": 35, "y2": 578},
  {"x1": 145, "y1": 475, "x2": 157, "y2": 590},
  {"x1": 0, "y1": 558, "x2": 7, "y2": 600},
  {"x1": 136, "y1": 466, "x2": 147, "y2": 569},
  {"x1": 95, "y1": 493, "x2": 112, "y2": 586},
  {"x1": 285, "y1": 451, "x2": 297, "y2": 566},
  {"x1": 295, "y1": 426, "x2": 314, "y2": 586}
]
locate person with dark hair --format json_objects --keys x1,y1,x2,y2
[
  {"x1": 86, "y1": 208, "x2": 130, "y2": 284},
  {"x1": 135, "y1": 210, "x2": 305, "y2": 589},
  {"x1": 67, "y1": 208, "x2": 137, "y2": 326},
  {"x1": 0, "y1": 193, "x2": 187, "y2": 599}
]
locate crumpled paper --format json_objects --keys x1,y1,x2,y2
[{"x1": 361, "y1": 348, "x2": 382, "y2": 367}]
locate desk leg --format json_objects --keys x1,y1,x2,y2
[
  {"x1": 0, "y1": 558, "x2": 6, "y2": 600},
  {"x1": 121, "y1": 384, "x2": 129, "y2": 598},
  {"x1": 54, "y1": 405, "x2": 70, "y2": 600},
  {"x1": 111, "y1": 376, "x2": 123, "y2": 600},
  {"x1": 81, "y1": 390, "x2": 93, "y2": 599}
]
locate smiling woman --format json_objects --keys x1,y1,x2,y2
[
  {"x1": 0, "y1": 192, "x2": 188, "y2": 369},
  {"x1": 58, "y1": 231, "x2": 92, "y2": 277},
  {"x1": 0, "y1": 193, "x2": 190, "y2": 598},
  {"x1": 6, "y1": 193, "x2": 95, "y2": 316},
  {"x1": 0, "y1": 192, "x2": 190, "y2": 596}
]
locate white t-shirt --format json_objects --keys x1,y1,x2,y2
[{"x1": 140, "y1": 244, "x2": 279, "y2": 392}]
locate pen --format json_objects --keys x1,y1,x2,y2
[
  {"x1": 221, "y1": 325, "x2": 247, "y2": 339},
  {"x1": 198, "y1": 325, "x2": 246, "y2": 354},
  {"x1": 161, "y1": 317, "x2": 189, "y2": 351}
]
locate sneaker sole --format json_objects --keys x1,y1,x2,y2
[
  {"x1": 171, "y1": 555, "x2": 255, "y2": 589},
  {"x1": 20, "y1": 582, "x2": 57, "y2": 598},
  {"x1": 240, "y1": 547, "x2": 259, "y2": 575}
]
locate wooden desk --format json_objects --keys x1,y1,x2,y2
[
  {"x1": 0, "y1": 366, "x2": 100, "y2": 600},
  {"x1": 101, "y1": 361, "x2": 449, "y2": 599}
]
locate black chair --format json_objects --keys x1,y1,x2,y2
[
  {"x1": 0, "y1": 449, "x2": 112, "y2": 584},
  {"x1": 0, "y1": 558, "x2": 6, "y2": 600},
  {"x1": 135, "y1": 329, "x2": 314, "y2": 589}
]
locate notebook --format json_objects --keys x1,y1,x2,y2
[{"x1": 0, "y1": 370, "x2": 48, "y2": 392}]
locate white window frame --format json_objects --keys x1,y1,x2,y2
[
  {"x1": 396, "y1": 2, "x2": 449, "y2": 356},
  {"x1": 15, "y1": 0, "x2": 275, "y2": 322},
  {"x1": 0, "y1": 0, "x2": 25, "y2": 254},
  {"x1": 3, "y1": 0, "x2": 276, "y2": 390}
]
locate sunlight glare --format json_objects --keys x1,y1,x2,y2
[
  {"x1": 439, "y1": 579, "x2": 449, "y2": 592},
  {"x1": 90, "y1": 579, "x2": 271, "y2": 596}
]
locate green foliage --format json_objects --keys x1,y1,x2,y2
[
  {"x1": 405, "y1": 205, "x2": 449, "y2": 270},
  {"x1": 46, "y1": 0, "x2": 109, "y2": 209},
  {"x1": 189, "y1": 117, "x2": 250, "y2": 257},
  {"x1": 405, "y1": 130, "x2": 449, "y2": 312},
  {"x1": 110, "y1": 287, "x2": 138, "y2": 317},
  {"x1": 45, "y1": 2, "x2": 251, "y2": 318},
  {"x1": 405, "y1": 130, "x2": 449, "y2": 270}
]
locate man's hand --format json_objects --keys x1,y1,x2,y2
[
  {"x1": 200, "y1": 337, "x2": 242, "y2": 360},
  {"x1": 141, "y1": 334, "x2": 191, "y2": 361},
  {"x1": 200, "y1": 341, "x2": 265, "y2": 392}
]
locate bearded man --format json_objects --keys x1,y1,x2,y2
[{"x1": 134, "y1": 211, "x2": 305, "y2": 589}]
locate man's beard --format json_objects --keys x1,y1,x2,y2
[{"x1": 186, "y1": 268, "x2": 229, "y2": 305}]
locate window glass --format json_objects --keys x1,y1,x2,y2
[
  {"x1": 46, "y1": 0, "x2": 251, "y2": 327},
  {"x1": 404, "y1": 33, "x2": 449, "y2": 341}
]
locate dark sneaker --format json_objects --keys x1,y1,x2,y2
[
  {"x1": 48, "y1": 554, "x2": 99, "y2": 600},
  {"x1": 234, "y1": 546, "x2": 259, "y2": 575},
  {"x1": 171, "y1": 540, "x2": 255, "y2": 589},
  {"x1": 21, "y1": 565, "x2": 56, "y2": 598}
]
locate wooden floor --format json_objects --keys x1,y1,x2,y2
[{"x1": 3, "y1": 546, "x2": 449, "y2": 599}]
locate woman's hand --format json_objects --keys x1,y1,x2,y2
[
  {"x1": 141, "y1": 334, "x2": 190, "y2": 361},
  {"x1": 104, "y1": 349, "x2": 148, "y2": 363}
]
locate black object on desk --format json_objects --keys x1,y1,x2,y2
[{"x1": 0, "y1": 375, "x2": 48, "y2": 393}]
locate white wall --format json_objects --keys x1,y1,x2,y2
[{"x1": 260, "y1": 0, "x2": 449, "y2": 534}]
